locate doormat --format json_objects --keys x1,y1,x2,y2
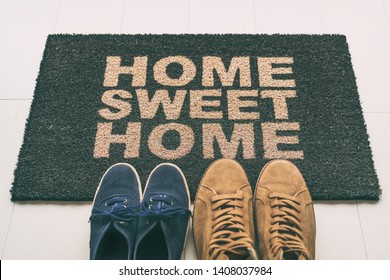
[{"x1": 11, "y1": 34, "x2": 381, "y2": 201}]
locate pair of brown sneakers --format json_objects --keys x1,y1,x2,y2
[{"x1": 193, "y1": 159, "x2": 316, "y2": 260}]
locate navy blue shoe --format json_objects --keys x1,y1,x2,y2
[
  {"x1": 134, "y1": 163, "x2": 191, "y2": 260},
  {"x1": 89, "y1": 163, "x2": 142, "y2": 260}
]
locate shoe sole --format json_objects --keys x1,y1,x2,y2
[{"x1": 143, "y1": 163, "x2": 191, "y2": 260}]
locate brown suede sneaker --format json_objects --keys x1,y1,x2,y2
[
  {"x1": 254, "y1": 160, "x2": 316, "y2": 260},
  {"x1": 193, "y1": 159, "x2": 257, "y2": 260}
]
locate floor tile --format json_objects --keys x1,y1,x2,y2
[
  {"x1": 382, "y1": 0, "x2": 390, "y2": 29},
  {"x1": 254, "y1": 0, "x2": 323, "y2": 34},
  {"x1": 314, "y1": 202, "x2": 366, "y2": 259},
  {"x1": 122, "y1": 0, "x2": 189, "y2": 34},
  {"x1": 0, "y1": 100, "x2": 31, "y2": 258},
  {"x1": 54, "y1": 0, "x2": 124, "y2": 34},
  {"x1": 0, "y1": 0, "x2": 60, "y2": 100},
  {"x1": 189, "y1": 0, "x2": 256, "y2": 33},
  {"x1": 358, "y1": 113, "x2": 390, "y2": 259},
  {"x1": 3, "y1": 202, "x2": 91, "y2": 259}
]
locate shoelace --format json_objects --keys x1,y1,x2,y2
[
  {"x1": 89, "y1": 197, "x2": 139, "y2": 222},
  {"x1": 268, "y1": 192, "x2": 310, "y2": 260},
  {"x1": 208, "y1": 194, "x2": 256, "y2": 260},
  {"x1": 139, "y1": 194, "x2": 191, "y2": 220},
  {"x1": 90, "y1": 195, "x2": 191, "y2": 223}
]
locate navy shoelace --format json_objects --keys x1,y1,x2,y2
[
  {"x1": 89, "y1": 197, "x2": 139, "y2": 222},
  {"x1": 89, "y1": 195, "x2": 191, "y2": 222},
  {"x1": 139, "y1": 194, "x2": 191, "y2": 220}
]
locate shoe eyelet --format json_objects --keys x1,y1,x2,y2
[
  {"x1": 146, "y1": 220, "x2": 150, "y2": 224},
  {"x1": 123, "y1": 199, "x2": 128, "y2": 203},
  {"x1": 119, "y1": 221, "x2": 125, "y2": 224},
  {"x1": 123, "y1": 205, "x2": 127, "y2": 209},
  {"x1": 104, "y1": 202, "x2": 108, "y2": 206},
  {"x1": 148, "y1": 205, "x2": 152, "y2": 209},
  {"x1": 170, "y1": 201, "x2": 174, "y2": 205},
  {"x1": 150, "y1": 197, "x2": 154, "y2": 202}
]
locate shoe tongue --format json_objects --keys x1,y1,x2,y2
[
  {"x1": 113, "y1": 222, "x2": 132, "y2": 239},
  {"x1": 110, "y1": 223, "x2": 132, "y2": 259}
]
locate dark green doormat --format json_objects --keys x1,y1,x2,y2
[{"x1": 11, "y1": 34, "x2": 381, "y2": 201}]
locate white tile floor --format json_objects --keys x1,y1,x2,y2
[{"x1": 0, "y1": 0, "x2": 389, "y2": 260}]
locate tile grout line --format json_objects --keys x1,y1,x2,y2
[
  {"x1": 380, "y1": 0, "x2": 390, "y2": 31},
  {"x1": 187, "y1": 0, "x2": 191, "y2": 33},
  {"x1": 316, "y1": 0, "x2": 326, "y2": 33},
  {"x1": 1, "y1": 202, "x2": 16, "y2": 259},
  {"x1": 120, "y1": 0, "x2": 127, "y2": 33},
  {"x1": 252, "y1": 0, "x2": 258, "y2": 33},
  {"x1": 52, "y1": 0, "x2": 62, "y2": 33},
  {"x1": 355, "y1": 202, "x2": 369, "y2": 259}
]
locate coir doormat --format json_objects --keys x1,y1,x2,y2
[{"x1": 11, "y1": 34, "x2": 380, "y2": 201}]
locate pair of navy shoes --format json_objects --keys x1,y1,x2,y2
[{"x1": 89, "y1": 163, "x2": 191, "y2": 260}]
